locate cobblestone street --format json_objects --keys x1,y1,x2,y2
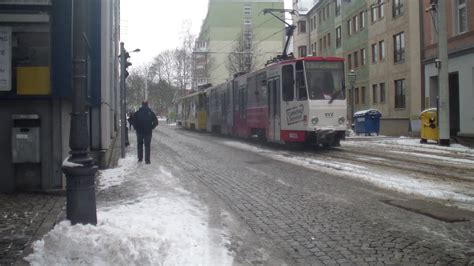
[
  {"x1": 2, "y1": 124, "x2": 473, "y2": 265},
  {"x1": 153, "y1": 125, "x2": 474, "y2": 265}
]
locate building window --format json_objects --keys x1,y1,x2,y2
[
  {"x1": 348, "y1": 54, "x2": 352, "y2": 69},
  {"x1": 371, "y1": 5, "x2": 377, "y2": 22},
  {"x1": 319, "y1": 11, "x2": 322, "y2": 23},
  {"x1": 371, "y1": 43, "x2": 378, "y2": 63},
  {"x1": 335, "y1": 0, "x2": 341, "y2": 16},
  {"x1": 298, "y1": 46, "x2": 307, "y2": 57},
  {"x1": 323, "y1": 35, "x2": 327, "y2": 49},
  {"x1": 457, "y1": 0, "x2": 468, "y2": 34},
  {"x1": 371, "y1": 0, "x2": 384, "y2": 22},
  {"x1": 380, "y1": 82, "x2": 386, "y2": 103},
  {"x1": 347, "y1": 19, "x2": 352, "y2": 35},
  {"x1": 323, "y1": 7, "x2": 326, "y2": 21},
  {"x1": 361, "y1": 48, "x2": 366, "y2": 66},
  {"x1": 359, "y1": 11, "x2": 365, "y2": 29},
  {"x1": 298, "y1": 20, "x2": 306, "y2": 33},
  {"x1": 336, "y1": 26, "x2": 342, "y2": 48},
  {"x1": 393, "y1": 0, "x2": 404, "y2": 18},
  {"x1": 309, "y1": 18, "x2": 313, "y2": 31},
  {"x1": 393, "y1": 32, "x2": 405, "y2": 63},
  {"x1": 327, "y1": 33, "x2": 331, "y2": 47},
  {"x1": 378, "y1": 0, "x2": 385, "y2": 19},
  {"x1": 361, "y1": 86, "x2": 366, "y2": 104},
  {"x1": 372, "y1": 84, "x2": 378, "y2": 103},
  {"x1": 354, "y1": 87, "x2": 359, "y2": 104},
  {"x1": 319, "y1": 38, "x2": 323, "y2": 52},
  {"x1": 354, "y1": 51, "x2": 359, "y2": 68},
  {"x1": 353, "y1": 16, "x2": 358, "y2": 33},
  {"x1": 379, "y1": 40, "x2": 385, "y2": 61},
  {"x1": 394, "y1": 79, "x2": 406, "y2": 108},
  {"x1": 244, "y1": 4, "x2": 251, "y2": 17}
]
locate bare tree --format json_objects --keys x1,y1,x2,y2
[
  {"x1": 226, "y1": 30, "x2": 258, "y2": 77},
  {"x1": 174, "y1": 21, "x2": 195, "y2": 97},
  {"x1": 150, "y1": 50, "x2": 175, "y2": 86}
]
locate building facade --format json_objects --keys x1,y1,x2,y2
[
  {"x1": 422, "y1": 0, "x2": 474, "y2": 140},
  {"x1": 193, "y1": 0, "x2": 285, "y2": 88},
  {"x1": 293, "y1": 0, "x2": 423, "y2": 136},
  {"x1": 0, "y1": 0, "x2": 121, "y2": 192}
]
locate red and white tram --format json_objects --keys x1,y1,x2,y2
[{"x1": 203, "y1": 56, "x2": 347, "y2": 147}]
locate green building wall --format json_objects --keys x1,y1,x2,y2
[{"x1": 199, "y1": 0, "x2": 284, "y2": 85}]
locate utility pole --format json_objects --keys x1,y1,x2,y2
[
  {"x1": 437, "y1": 0, "x2": 450, "y2": 146},
  {"x1": 62, "y1": 0, "x2": 98, "y2": 225},
  {"x1": 144, "y1": 67, "x2": 149, "y2": 101}
]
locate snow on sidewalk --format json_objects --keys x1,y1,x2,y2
[{"x1": 26, "y1": 155, "x2": 233, "y2": 265}]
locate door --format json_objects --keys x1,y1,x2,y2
[
  {"x1": 449, "y1": 73, "x2": 460, "y2": 136},
  {"x1": 268, "y1": 78, "x2": 281, "y2": 141}
]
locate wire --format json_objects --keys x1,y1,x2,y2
[
  {"x1": 207, "y1": 18, "x2": 274, "y2": 55},
  {"x1": 207, "y1": 27, "x2": 285, "y2": 73}
]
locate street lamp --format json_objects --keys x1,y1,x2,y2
[
  {"x1": 348, "y1": 69, "x2": 357, "y2": 127},
  {"x1": 62, "y1": 0, "x2": 97, "y2": 225}
]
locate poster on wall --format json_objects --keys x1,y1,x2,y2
[{"x1": 0, "y1": 27, "x2": 12, "y2": 91}]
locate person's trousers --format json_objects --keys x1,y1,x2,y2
[{"x1": 136, "y1": 132, "x2": 152, "y2": 162}]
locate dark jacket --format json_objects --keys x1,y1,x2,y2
[{"x1": 132, "y1": 106, "x2": 158, "y2": 134}]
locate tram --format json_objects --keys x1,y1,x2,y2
[
  {"x1": 175, "y1": 90, "x2": 208, "y2": 131},
  {"x1": 177, "y1": 56, "x2": 347, "y2": 147}
]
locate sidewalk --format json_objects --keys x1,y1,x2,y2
[
  {"x1": 0, "y1": 131, "x2": 123, "y2": 265},
  {"x1": 0, "y1": 192, "x2": 65, "y2": 265}
]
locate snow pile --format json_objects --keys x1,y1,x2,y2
[{"x1": 26, "y1": 162, "x2": 233, "y2": 265}]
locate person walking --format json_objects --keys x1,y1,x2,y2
[{"x1": 132, "y1": 101, "x2": 158, "y2": 164}]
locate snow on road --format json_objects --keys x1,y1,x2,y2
[
  {"x1": 222, "y1": 138, "x2": 474, "y2": 211},
  {"x1": 26, "y1": 155, "x2": 234, "y2": 266}
]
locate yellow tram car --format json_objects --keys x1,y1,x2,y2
[{"x1": 176, "y1": 91, "x2": 208, "y2": 131}]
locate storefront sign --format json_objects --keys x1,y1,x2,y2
[{"x1": 0, "y1": 27, "x2": 12, "y2": 91}]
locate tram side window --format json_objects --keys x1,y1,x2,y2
[
  {"x1": 282, "y1": 65, "x2": 294, "y2": 101},
  {"x1": 295, "y1": 62, "x2": 307, "y2": 101}
]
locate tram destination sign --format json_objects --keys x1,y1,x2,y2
[{"x1": 305, "y1": 61, "x2": 342, "y2": 70}]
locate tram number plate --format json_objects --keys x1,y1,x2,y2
[{"x1": 325, "y1": 112, "x2": 334, "y2": 118}]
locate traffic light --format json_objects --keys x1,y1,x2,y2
[{"x1": 124, "y1": 52, "x2": 132, "y2": 79}]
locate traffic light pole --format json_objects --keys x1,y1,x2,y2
[{"x1": 120, "y1": 42, "x2": 126, "y2": 158}]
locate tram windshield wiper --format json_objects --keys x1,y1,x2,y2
[{"x1": 328, "y1": 90, "x2": 342, "y2": 104}]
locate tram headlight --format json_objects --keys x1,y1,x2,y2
[
  {"x1": 338, "y1": 116, "x2": 345, "y2": 125},
  {"x1": 311, "y1": 117, "x2": 319, "y2": 125}
]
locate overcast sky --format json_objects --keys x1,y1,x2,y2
[{"x1": 121, "y1": 0, "x2": 292, "y2": 68}]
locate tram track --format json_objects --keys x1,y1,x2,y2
[{"x1": 279, "y1": 144, "x2": 474, "y2": 200}]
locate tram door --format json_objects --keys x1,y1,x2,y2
[{"x1": 268, "y1": 78, "x2": 281, "y2": 141}]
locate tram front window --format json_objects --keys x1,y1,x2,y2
[{"x1": 305, "y1": 61, "x2": 344, "y2": 100}]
